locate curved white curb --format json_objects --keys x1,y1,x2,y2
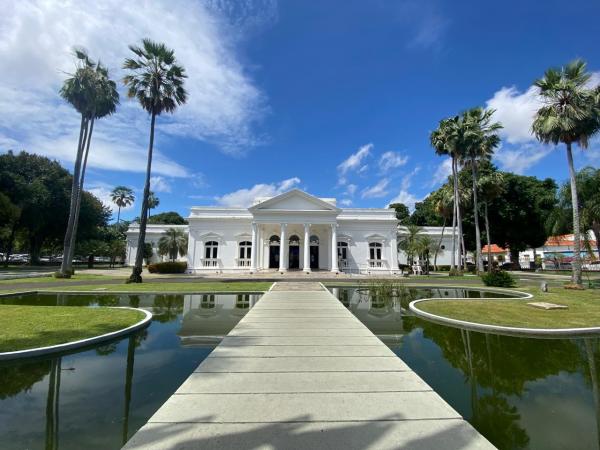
[
  {"x1": 409, "y1": 289, "x2": 600, "y2": 337},
  {"x1": 0, "y1": 307, "x2": 153, "y2": 361}
]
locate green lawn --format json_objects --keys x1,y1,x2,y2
[
  {"x1": 40, "y1": 281, "x2": 273, "y2": 293},
  {"x1": 0, "y1": 274, "x2": 122, "y2": 284},
  {"x1": 416, "y1": 287, "x2": 600, "y2": 329},
  {"x1": 0, "y1": 305, "x2": 145, "y2": 352}
]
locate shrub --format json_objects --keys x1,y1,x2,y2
[
  {"x1": 53, "y1": 269, "x2": 75, "y2": 278},
  {"x1": 448, "y1": 268, "x2": 464, "y2": 277},
  {"x1": 147, "y1": 261, "x2": 187, "y2": 274},
  {"x1": 481, "y1": 270, "x2": 516, "y2": 288}
]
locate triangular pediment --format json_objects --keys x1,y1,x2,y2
[{"x1": 249, "y1": 189, "x2": 340, "y2": 213}]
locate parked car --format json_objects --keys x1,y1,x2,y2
[{"x1": 583, "y1": 261, "x2": 600, "y2": 271}]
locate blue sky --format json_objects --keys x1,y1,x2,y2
[{"x1": 1, "y1": 0, "x2": 599, "y2": 221}]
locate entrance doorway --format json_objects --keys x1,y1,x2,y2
[
  {"x1": 269, "y1": 246, "x2": 279, "y2": 268},
  {"x1": 268, "y1": 235, "x2": 280, "y2": 269},
  {"x1": 310, "y1": 246, "x2": 319, "y2": 269},
  {"x1": 289, "y1": 246, "x2": 300, "y2": 269}
]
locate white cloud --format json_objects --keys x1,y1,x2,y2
[
  {"x1": 0, "y1": 0, "x2": 272, "y2": 175},
  {"x1": 215, "y1": 177, "x2": 301, "y2": 207},
  {"x1": 150, "y1": 176, "x2": 172, "y2": 193},
  {"x1": 430, "y1": 158, "x2": 452, "y2": 187},
  {"x1": 86, "y1": 181, "x2": 135, "y2": 213},
  {"x1": 361, "y1": 178, "x2": 389, "y2": 199},
  {"x1": 346, "y1": 184, "x2": 358, "y2": 196},
  {"x1": 388, "y1": 190, "x2": 420, "y2": 211},
  {"x1": 339, "y1": 199, "x2": 352, "y2": 206},
  {"x1": 337, "y1": 143, "x2": 372, "y2": 185},
  {"x1": 486, "y1": 85, "x2": 541, "y2": 144},
  {"x1": 379, "y1": 151, "x2": 408, "y2": 173},
  {"x1": 493, "y1": 143, "x2": 553, "y2": 174},
  {"x1": 485, "y1": 72, "x2": 600, "y2": 146}
]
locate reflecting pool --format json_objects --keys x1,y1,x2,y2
[
  {"x1": 330, "y1": 286, "x2": 600, "y2": 450},
  {"x1": 0, "y1": 292, "x2": 260, "y2": 450}
]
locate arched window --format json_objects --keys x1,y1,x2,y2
[
  {"x1": 289, "y1": 234, "x2": 300, "y2": 246},
  {"x1": 269, "y1": 235, "x2": 280, "y2": 245},
  {"x1": 310, "y1": 235, "x2": 319, "y2": 245},
  {"x1": 369, "y1": 242, "x2": 382, "y2": 260},
  {"x1": 205, "y1": 241, "x2": 218, "y2": 259},
  {"x1": 239, "y1": 241, "x2": 252, "y2": 260},
  {"x1": 337, "y1": 241, "x2": 348, "y2": 260}
]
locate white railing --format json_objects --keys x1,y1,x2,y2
[
  {"x1": 340, "y1": 259, "x2": 349, "y2": 269},
  {"x1": 236, "y1": 258, "x2": 251, "y2": 267},
  {"x1": 201, "y1": 258, "x2": 220, "y2": 268},
  {"x1": 368, "y1": 259, "x2": 386, "y2": 268}
]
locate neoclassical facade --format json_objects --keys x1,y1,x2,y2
[{"x1": 126, "y1": 189, "x2": 455, "y2": 274}]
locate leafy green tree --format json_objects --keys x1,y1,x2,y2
[
  {"x1": 147, "y1": 191, "x2": 159, "y2": 219},
  {"x1": 123, "y1": 38, "x2": 188, "y2": 283},
  {"x1": 389, "y1": 203, "x2": 410, "y2": 224},
  {"x1": 157, "y1": 228, "x2": 188, "y2": 261},
  {"x1": 478, "y1": 170, "x2": 505, "y2": 271},
  {"x1": 0, "y1": 151, "x2": 109, "y2": 264},
  {"x1": 110, "y1": 186, "x2": 135, "y2": 223},
  {"x1": 532, "y1": 59, "x2": 600, "y2": 286},
  {"x1": 147, "y1": 211, "x2": 188, "y2": 225},
  {"x1": 460, "y1": 108, "x2": 502, "y2": 273},
  {"x1": 59, "y1": 49, "x2": 119, "y2": 276}
]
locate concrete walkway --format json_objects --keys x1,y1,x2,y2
[{"x1": 123, "y1": 282, "x2": 494, "y2": 450}]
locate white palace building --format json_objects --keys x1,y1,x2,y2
[{"x1": 125, "y1": 189, "x2": 454, "y2": 274}]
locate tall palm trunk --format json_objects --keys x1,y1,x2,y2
[
  {"x1": 130, "y1": 110, "x2": 156, "y2": 283},
  {"x1": 60, "y1": 115, "x2": 88, "y2": 275},
  {"x1": 454, "y1": 159, "x2": 467, "y2": 270},
  {"x1": 566, "y1": 142, "x2": 583, "y2": 285},
  {"x1": 484, "y1": 202, "x2": 492, "y2": 272},
  {"x1": 67, "y1": 116, "x2": 95, "y2": 270},
  {"x1": 117, "y1": 205, "x2": 122, "y2": 224},
  {"x1": 433, "y1": 217, "x2": 446, "y2": 271},
  {"x1": 450, "y1": 158, "x2": 457, "y2": 270},
  {"x1": 471, "y1": 159, "x2": 483, "y2": 272}
]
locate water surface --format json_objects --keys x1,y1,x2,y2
[
  {"x1": 0, "y1": 292, "x2": 260, "y2": 450},
  {"x1": 331, "y1": 286, "x2": 600, "y2": 450}
]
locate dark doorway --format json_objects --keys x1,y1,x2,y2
[
  {"x1": 269, "y1": 246, "x2": 279, "y2": 268},
  {"x1": 289, "y1": 246, "x2": 300, "y2": 269},
  {"x1": 310, "y1": 246, "x2": 319, "y2": 269}
]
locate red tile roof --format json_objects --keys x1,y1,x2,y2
[{"x1": 481, "y1": 244, "x2": 506, "y2": 253}]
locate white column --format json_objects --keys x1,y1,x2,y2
[
  {"x1": 303, "y1": 223, "x2": 311, "y2": 273},
  {"x1": 389, "y1": 232, "x2": 399, "y2": 273},
  {"x1": 330, "y1": 223, "x2": 339, "y2": 273},
  {"x1": 250, "y1": 222, "x2": 258, "y2": 273},
  {"x1": 278, "y1": 223, "x2": 287, "y2": 272}
]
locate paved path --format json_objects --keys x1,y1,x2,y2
[{"x1": 123, "y1": 282, "x2": 493, "y2": 449}]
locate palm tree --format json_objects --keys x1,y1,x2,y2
[
  {"x1": 66, "y1": 61, "x2": 119, "y2": 270},
  {"x1": 532, "y1": 59, "x2": 600, "y2": 286},
  {"x1": 398, "y1": 224, "x2": 423, "y2": 269},
  {"x1": 430, "y1": 185, "x2": 454, "y2": 270},
  {"x1": 478, "y1": 171, "x2": 505, "y2": 271},
  {"x1": 157, "y1": 228, "x2": 188, "y2": 261},
  {"x1": 460, "y1": 108, "x2": 503, "y2": 273},
  {"x1": 123, "y1": 39, "x2": 187, "y2": 283},
  {"x1": 431, "y1": 117, "x2": 462, "y2": 272},
  {"x1": 111, "y1": 186, "x2": 135, "y2": 223},
  {"x1": 147, "y1": 191, "x2": 159, "y2": 220},
  {"x1": 59, "y1": 49, "x2": 118, "y2": 276}
]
